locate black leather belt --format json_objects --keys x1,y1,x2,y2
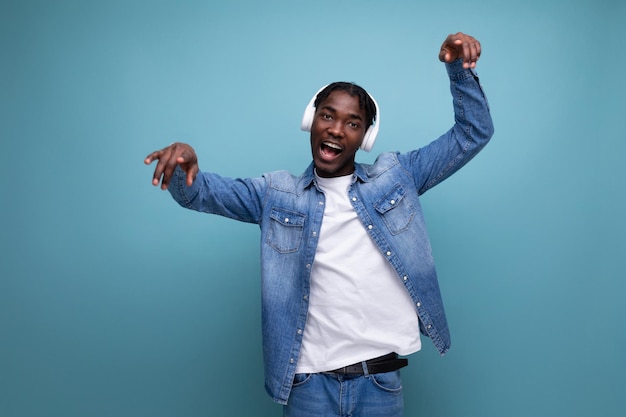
[{"x1": 327, "y1": 353, "x2": 408, "y2": 375}]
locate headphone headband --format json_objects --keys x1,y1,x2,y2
[{"x1": 300, "y1": 84, "x2": 380, "y2": 152}]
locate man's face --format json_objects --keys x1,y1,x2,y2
[{"x1": 310, "y1": 90, "x2": 367, "y2": 178}]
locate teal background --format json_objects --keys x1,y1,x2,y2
[{"x1": 1, "y1": 0, "x2": 624, "y2": 416}]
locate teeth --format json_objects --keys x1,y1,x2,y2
[{"x1": 323, "y1": 141, "x2": 342, "y2": 150}]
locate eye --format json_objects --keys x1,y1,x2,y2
[
  {"x1": 322, "y1": 113, "x2": 332, "y2": 120},
  {"x1": 348, "y1": 121, "x2": 360, "y2": 129}
]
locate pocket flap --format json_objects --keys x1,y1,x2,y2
[
  {"x1": 373, "y1": 184, "x2": 406, "y2": 214},
  {"x1": 270, "y1": 207, "x2": 306, "y2": 227}
]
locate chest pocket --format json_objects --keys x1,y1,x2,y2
[
  {"x1": 267, "y1": 207, "x2": 306, "y2": 253},
  {"x1": 373, "y1": 184, "x2": 415, "y2": 235}
]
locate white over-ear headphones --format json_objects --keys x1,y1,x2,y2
[{"x1": 300, "y1": 84, "x2": 380, "y2": 152}]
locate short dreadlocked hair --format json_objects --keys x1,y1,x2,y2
[{"x1": 313, "y1": 82, "x2": 377, "y2": 128}]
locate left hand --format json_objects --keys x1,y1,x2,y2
[
  {"x1": 439, "y1": 32, "x2": 482, "y2": 69},
  {"x1": 144, "y1": 142, "x2": 199, "y2": 190}
]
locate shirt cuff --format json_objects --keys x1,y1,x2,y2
[
  {"x1": 445, "y1": 59, "x2": 479, "y2": 82},
  {"x1": 168, "y1": 165, "x2": 196, "y2": 196}
]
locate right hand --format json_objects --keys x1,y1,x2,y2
[
  {"x1": 438, "y1": 32, "x2": 482, "y2": 69},
  {"x1": 144, "y1": 142, "x2": 199, "y2": 190}
]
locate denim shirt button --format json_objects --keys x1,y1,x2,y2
[
  {"x1": 390, "y1": 199, "x2": 396, "y2": 205},
  {"x1": 306, "y1": 264, "x2": 311, "y2": 269},
  {"x1": 368, "y1": 225, "x2": 373, "y2": 230},
  {"x1": 386, "y1": 251, "x2": 392, "y2": 256},
  {"x1": 352, "y1": 197, "x2": 357, "y2": 202},
  {"x1": 290, "y1": 358, "x2": 294, "y2": 364},
  {"x1": 297, "y1": 329, "x2": 302, "y2": 335},
  {"x1": 403, "y1": 276, "x2": 408, "y2": 281},
  {"x1": 416, "y1": 302, "x2": 421, "y2": 307}
]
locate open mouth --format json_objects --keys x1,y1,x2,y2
[{"x1": 321, "y1": 141, "x2": 342, "y2": 158}]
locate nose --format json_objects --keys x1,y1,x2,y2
[{"x1": 327, "y1": 121, "x2": 345, "y2": 138}]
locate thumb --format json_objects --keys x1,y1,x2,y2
[
  {"x1": 439, "y1": 38, "x2": 463, "y2": 62},
  {"x1": 185, "y1": 165, "x2": 199, "y2": 186},
  {"x1": 439, "y1": 48, "x2": 453, "y2": 63}
]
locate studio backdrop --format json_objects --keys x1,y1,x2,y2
[{"x1": 1, "y1": 1, "x2": 624, "y2": 416}]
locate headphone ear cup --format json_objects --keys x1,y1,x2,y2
[
  {"x1": 300, "y1": 105, "x2": 314, "y2": 131},
  {"x1": 360, "y1": 124, "x2": 377, "y2": 152},
  {"x1": 301, "y1": 85, "x2": 328, "y2": 132},
  {"x1": 360, "y1": 129, "x2": 374, "y2": 152}
]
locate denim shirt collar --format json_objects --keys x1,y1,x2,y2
[
  {"x1": 298, "y1": 162, "x2": 316, "y2": 190},
  {"x1": 298, "y1": 161, "x2": 371, "y2": 192}
]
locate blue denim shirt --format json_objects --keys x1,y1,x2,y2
[{"x1": 168, "y1": 59, "x2": 494, "y2": 405}]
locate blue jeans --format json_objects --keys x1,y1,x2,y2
[{"x1": 283, "y1": 370, "x2": 404, "y2": 417}]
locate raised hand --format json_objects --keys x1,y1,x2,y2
[
  {"x1": 439, "y1": 32, "x2": 482, "y2": 69},
  {"x1": 144, "y1": 142, "x2": 199, "y2": 190}
]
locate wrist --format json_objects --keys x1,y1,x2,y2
[{"x1": 445, "y1": 59, "x2": 478, "y2": 82}]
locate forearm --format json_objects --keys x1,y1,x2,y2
[
  {"x1": 168, "y1": 166, "x2": 265, "y2": 224},
  {"x1": 446, "y1": 59, "x2": 494, "y2": 151},
  {"x1": 406, "y1": 59, "x2": 494, "y2": 195}
]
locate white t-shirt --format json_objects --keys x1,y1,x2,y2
[{"x1": 295, "y1": 173, "x2": 421, "y2": 374}]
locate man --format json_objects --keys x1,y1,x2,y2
[{"x1": 145, "y1": 32, "x2": 493, "y2": 416}]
